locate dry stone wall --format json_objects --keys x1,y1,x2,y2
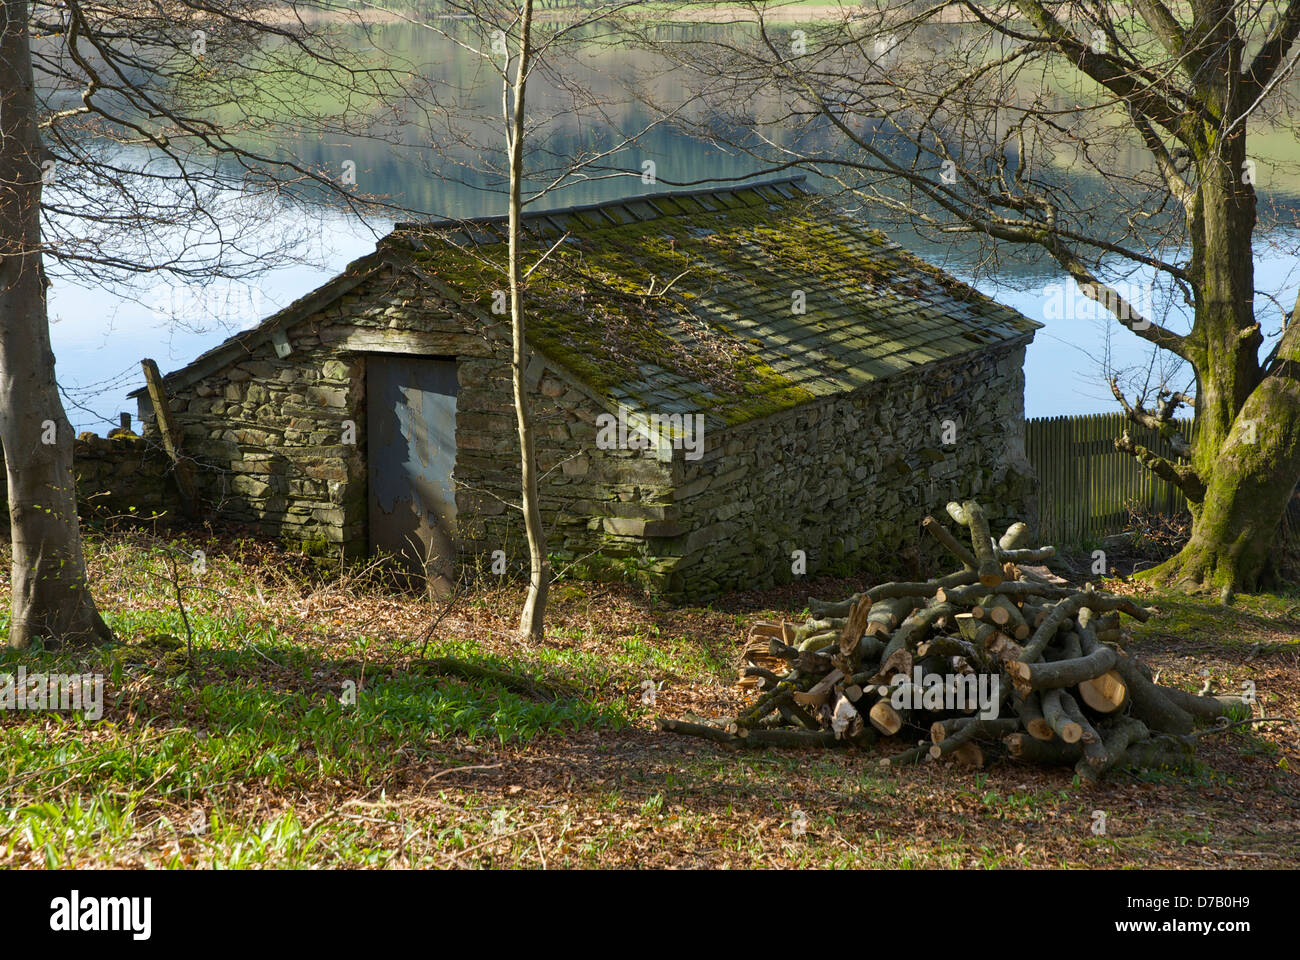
[
  {"x1": 658, "y1": 339, "x2": 1037, "y2": 598},
  {"x1": 0, "y1": 432, "x2": 180, "y2": 525}
]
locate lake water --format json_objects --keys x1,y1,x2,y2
[{"x1": 46, "y1": 16, "x2": 1300, "y2": 433}]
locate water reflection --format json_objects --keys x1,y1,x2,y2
[{"x1": 48, "y1": 16, "x2": 1300, "y2": 431}]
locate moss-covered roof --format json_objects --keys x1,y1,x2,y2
[
  {"x1": 134, "y1": 177, "x2": 1040, "y2": 427},
  {"x1": 393, "y1": 177, "x2": 1040, "y2": 426}
]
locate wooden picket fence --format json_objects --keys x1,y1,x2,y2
[{"x1": 1026, "y1": 413, "x2": 1194, "y2": 546}]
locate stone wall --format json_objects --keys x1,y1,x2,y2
[
  {"x1": 146, "y1": 263, "x2": 673, "y2": 570},
  {"x1": 656, "y1": 338, "x2": 1037, "y2": 598},
  {"x1": 452, "y1": 356, "x2": 675, "y2": 582},
  {"x1": 0, "y1": 432, "x2": 181, "y2": 525}
]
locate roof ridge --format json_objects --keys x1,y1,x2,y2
[{"x1": 393, "y1": 174, "x2": 810, "y2": 237}]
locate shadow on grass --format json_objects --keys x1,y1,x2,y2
[{"x1": 0, "y1": 619, "x2": 627, "y2": 808}]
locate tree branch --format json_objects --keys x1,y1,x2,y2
[
  {"x1": 1243, "y1": 0, "x2": 1300, "y2": 97},
  {"x1": 1114, "y1": 431, "x2": 1206, "y2": 502},
  {"x1": 1109, "y1": 377, "x2": 1194, "y2": 457}
]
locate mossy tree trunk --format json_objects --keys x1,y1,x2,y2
[
  {"x1": 1148, "y1": 315, "x2": 1300, "y2": 593},
  {"x1": 1136, "y1": 4, "x2": 1300, "y2": 594}
]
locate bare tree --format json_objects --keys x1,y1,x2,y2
[
  {"x1": 393, "y1": 0, "x2": 665, "y2": 639},
  {"x1": 630, "y1": 0, "x2": 1300, "y2": 594},
  {"x1": 2, "y1": 0, "x2": 408, "y2": 648}
]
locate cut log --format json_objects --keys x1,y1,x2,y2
[
  {"x1": 1057, "y1": 689, "x2": 1101, "y2": 744},
  {"x1": 1043, "y1": 629, "x2": 1082, "y2": 662},
  {"x1": 1108, "y1": 654, "x2": 1190, "y2": 731},
  {"x1": 1075, "y1": 716, "x2": 1150, "y2": 781},
  {"x1": 744, "y1": 728, "x2": 841, "y2": 749},
  {"x1": 794, "y1": 618, "x2": 843, "y2": 642},
  {"x1": 868, "y1": 570, "x2": 979, "y2": 601},
  {"x1": 985, "y1": 596, "x2": 1028, "y2": 640},
  {"x1": 1040, "y1": 688, "x2": 1083, "y2": 743},
  {"x1": 938, "y1": 580, "x2": 1074, "y2": 607},
  {"x1": 869, "y1": 699, "x2": 906, "y2": 736},
  {"x1": 865, "y1": 595, "x2": 925, "y2": 634},
  {"x1": 1008, "y1": 643, "x2": 1117, "y2": 692},
  {"x1": 1012, "y1": 690, "x2": 1055, "y2": 741},
  {"x1": 797, "y1": 630, "x2": 839, "y2": 653},
  {"x1": 961, "y1": 500, "x2": 1003, "y2": 587},
  {"x1": 929, "y1": 716, "x2": 1020, "y2": 751},
  {"x1": 660, "y1": 501, "x2": 1241, "y2": 779},
  {"x1": 988, "y1": 632, "x2": 1027, "y2": 665},
  {"x1": 792, "y1": 669, "x2": 844, "y2": 710},
  {"x1": 869, "y1": 647, "x2": 913, "y2": 686},
  {"x1": 1158, "y1": 684, "x2": 1253, "y2": 722},
  {"x1": 1021, "y1": 595, "x2": 1084, "y2": 661},
  {"x1": 738, "y1": 684, "x2": 795, "y2": 728},
  {"x1": 767, "y1": 636, "x2": 799, "y2": 663},
  {"x1": 998, "y1": 521, "x2": 1030, "y2": 551},
  {"x1": 996, "y1": 547, "x2": 1056, "y2": 563},
  {"x1": 1003, "y1": 733, "x2": 1082, "y2": 764},
  {"x1": 778, "y1": 700, "x2": 823, "y2": 731},
  {"x1": 834, "y1": 595, "x2": 873, "y2": 674},
  {"x1": 916, "y1": 634, "x2": 983, "y2": 665},
  {"x1": 657, "y1": 716, "x2": 739, "y2": 746},
  {"x1": 923, "y1": 515, "x2": 979, "y2": 569},
  {"x1": 954, "y1": 612, "x2": 979, "y2": 642},
  {"x1": 856, "y1": 635, "x2": 886, "y2": 663},
  {"x1": 1076, "y1": 670, "x2": 1129, "y2": 714},
  {"x1": 952, "y1": 741, "x2": 985, "y2": 768},
  {"x1": 883, "y1": 601, "x2": 956, "y2": 661}
]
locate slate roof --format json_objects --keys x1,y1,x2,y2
[{"x1": 133, "y1": 176, "x2": 1040, "y2": 427}]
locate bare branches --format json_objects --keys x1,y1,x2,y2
[
  {"x1": 1109, "y1": 376, "x2": 1203, "y2": 499},
  {"x1": 1243, "y1": 0, "x2": 1300, "y2": 97},
  {"x1": 1109, "y1": 377, "x2": 1193, "y2": 451},
  {"x1": 1043, "y1": 240, "x2": 1190, "y2": 359},
  {"x1": 1114, "y1": 430, "x2": 1207, "y2": 502},
  {"x1": 27, "y1": 0, "x2": 415, "y2": 289},
  {"x1": 1009, "y1": 0, "x2": 1195, "y2": 137}
]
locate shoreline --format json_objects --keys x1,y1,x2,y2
[{"x1": 251, "y1": 2, "x2": 899, "y2": 27}]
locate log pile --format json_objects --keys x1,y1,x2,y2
[{"x1": 657, "y1": 501, "x2": 1251, "y2": 782}]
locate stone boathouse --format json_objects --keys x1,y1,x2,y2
[{"x1": 130, "y1": 176, "x2": 1041, "y2": 599}]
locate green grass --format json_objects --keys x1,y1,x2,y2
[
  {"x1": 1120, "y1": 582, "x2": 1300, "y2": 652},
  {"x1": 3, "y1": 533, "x2": 1298, "y2": 868},
  {"x1": 0, "y1": 582, "x2": 632, "y2": 866}
]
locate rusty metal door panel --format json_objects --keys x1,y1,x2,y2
[{"x1": 367, "y1": 356, "x2": 458, "y2": 595}]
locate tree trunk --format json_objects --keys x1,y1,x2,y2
[
  {"x1": 506, "y1": 0, "x2": 549, "y2": 641},
  {"x1": 1144, "y1": 352, "x2": 1300, "y2": 594},
  {"x1": 1138, "y1": 27, "x2": 1300, "y2": 595},
  {"x1": 0, "y1": 1, "x2": 112, "y2": 649}
]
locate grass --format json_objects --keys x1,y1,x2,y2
[{"x1": 0, "y1": 528, "x2": 1297, "y2": 868}]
